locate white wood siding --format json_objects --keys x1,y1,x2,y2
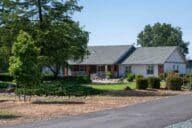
[
  {"x1": 164, "y1": 63, "x2": 186, "y2": 74},
  {"x1": 166, "y1": 50, "x2": 185, "y2": 63},
  {"x1": 164, "y1": 50, "x2": 186, "y2": 74},
  {"x1": 119, "y1": 64, "x2": 159, "y2": 77},
  {"x1": 42, "y1": 66, "x2": 64, "y2": 76},
  {"x1": 118, "y1": 65, "x2": 126, "y2": 77},
  {"x1": 131, "y1": 64, "x2": 158, "y2": 77}
]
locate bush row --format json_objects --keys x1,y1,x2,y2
[
  {"x1": 42, "y1": 75, "x2": 92, "y2": 84},
  {"x1": 0, "y1": 73, "x2": 13, "y2": 82},
  {"x1": 136, "y1": 77, "x2": 161, "y2": 90},
  {"x1": 0, "y1": 73, "x2": 92, "y2": 84},
  {"x1": 0, "y1": 82, "x2": 10, "y2": 89},
  {"x1": 15, "y1": 82, "x2": 101, "y2": 97}
]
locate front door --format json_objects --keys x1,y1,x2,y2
[{"x1": 158, "y1": 65, "x2": 164, "y2": 75}]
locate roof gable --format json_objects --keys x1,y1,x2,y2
[
  {"x1": 165, "y1": 49, "x2": 186, "y2": 63},
  {"x1": 122, "y1": 46, "x2": 178, "y2": 65}
]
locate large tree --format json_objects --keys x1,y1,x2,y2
[
  {"x1": 137, "y1": 22, "x2": 189, "y2": 54},
  {"x1": 0, "y1": 0, "x2": 89, "y2": 77}
]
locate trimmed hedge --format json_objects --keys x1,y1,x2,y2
[
  {"x1": 166, "y1": 73, "x2": 183, "y2": 90},
  {"x1": 148, "y1": 77, "x2": 161, "y2": 89},
  {"x1": 42, "y1": 75, "x2": 92, "y2": 84},
  {"x1": 0, "y1": 82, "x2": 9, "y2": 89},
  {"x1": 127, "y1": 73, "x2": 135, "y2": 82},
  {"x1": 136, "y1": 78, "x2": 148, "y2": 89},
  {"x1": 0, "y1": 81, "x2": 16, "y2": 89},
  {"x1": 15, "y1": 82, "x2": 101, "y2": 97},
  {"x1": 0, "y1": 73, "x2": 13, "y2": 82}
]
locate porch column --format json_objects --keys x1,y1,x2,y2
[
  {"x1": 86, "y1": 65, "x2": 90, "y2": 75},
  {"x1": 111, "y1": 65, "x2": 114, "y2": 77},
  {"x1": 105, "y1": 65, "x2": 108, "y2": 73},
  {"x1": 64, "y1": 67, "x2": 68, "y2": 76}
]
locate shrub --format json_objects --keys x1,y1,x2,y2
[
  {"x1": 166, "y1": 73, "x2": 183, "y2": 90},
  {"x1": 148, "y1": 77, "x2": 161, "y2": 89},
  {"x1": 0, "y1": 73, "x2": 13, "y2": 82},
  {"x1": 136, "y1": 74, "x2": 144, "y2": 79},
  {"x1": 186, "y1": 74, "x2": 192, "y2": 90},
  {"x1": 106, "y1": 71, "x2": 113, "y2": 78},
  {"x1": 127, "y1": 73, "x2": 135, "y2": 82},
  {"x1": 42, "y1": 75, "x2": 92, "y2": 84},
  {"x1": 188, "y1": 79, "x2": 192, "y2": 90},
  {"x1": 159, "y1": 73, "x2": 167, "y2": 81},
  {"x1": 15, "y1": 81, "x2": 101, "y2": 97},
  {"x1": 0, "y1": 82, "x2": 10, "y2": 89},
  {"x1": 136, "y1": 78, "x2": 148, "y2": 89},
  {"x1": 63, "y1": 76, "x2": 92, "y2": 84},
  {"x1": 182, "y1": 77, "x2": 189, "y2": 86},
  {"x1": 41, "y1": 74, "x2": 55, "y2": 81}
]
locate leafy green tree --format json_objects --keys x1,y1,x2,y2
[
  {"x1": 38, "y1": 21, "x2": 89, "y2": 78},
  {"x1": 0, "y1": 0, "x2": 35, "y2": 72},
  {"x1": 0, "y1": 46, "x2": 9, "y2": 72},
  {"x1": 0, "y1": 0, "x2": 89, "y2": 77},
  {"x1": 137, "y1": 22, "x2": 189, "y2": 54},
  {"x1": 9, "y1": 31, "x2": 40, "y2": 101}
]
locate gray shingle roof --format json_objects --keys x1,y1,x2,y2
[
  {"x1": 122, "y1": 46, "x2": 178, "y2": 64},
  {"x1": 69, "y1": 45, "x2": 135, "y2": 65}
]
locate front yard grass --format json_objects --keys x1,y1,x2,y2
[
  {"x1": 91, "y1": 82, "x2": 136, "y2": 91},
  {"x1": 91, "y1": 81, "x2": 167, "y2": 91}
]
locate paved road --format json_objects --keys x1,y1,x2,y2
[{"x1": 4, "y1": 94, "x2": 192, "y2": 128}]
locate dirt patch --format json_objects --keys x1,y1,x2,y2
[{"x1": 0, "y1": 89, "x2": 191, "y2": 126}]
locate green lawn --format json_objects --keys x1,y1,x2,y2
[
  {"x1": 91, "y1": 82, "x2": 136, "y2": 91},
  {"x1": 91, "y1": 81, "x2": 166, "y2": 91}
]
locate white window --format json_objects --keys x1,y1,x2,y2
[
  {"x1": 126, "y1": 65, "x2": 132, "y2": 73},
  {"x1": 173, "y1": 65, "x2": 179, "y2": 72},
  {"x1": 177, "y1": 65, "x2": 179, "y2": 71},
  {"x1": 147, "y1": 65, "x2": 154, "y2": 75},
  {"x1": 173, "y1": 65, "x2": 176, "y2": 71}
]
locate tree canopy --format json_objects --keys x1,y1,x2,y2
[
  {"x1": 0, "y1": 0, "x2": 89, "y2": 77},
  {"x1": 137, "y1": 22, "x2": 189, "y2": 54}
]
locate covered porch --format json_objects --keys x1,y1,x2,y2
[{"x1": 67, "y1": 65, "x2": 119, "y2": 78}]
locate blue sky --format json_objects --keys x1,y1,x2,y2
[{"x1": 73, "y1": 0, "x2": 192, "y2": 58}]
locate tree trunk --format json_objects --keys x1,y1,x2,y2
[
  {"x1": 53, "y1": 71, "x2": 59, "y2": 80},
  {"x1": 47, "y1": 64, "x2": 61, "y2": 79},
  {"x1": 37, "y1": 0, "x2": 43, "y2": 28}
]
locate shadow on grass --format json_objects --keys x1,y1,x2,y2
[
  {"x1": 0, "y1": 100, "x2": 10, "y2": 103},
  {"x1": 101, "y1": 89, "x2": 179, "y2": 97},
  {"x1": 0, "y1": 113, "x2": 21, "y2": 120},
  {"x1": 32, "y1": 101, "x2": 85, "y2": 105},
  {"x1": 0, "y1": 100, "x2": 15, "y2": 103}
]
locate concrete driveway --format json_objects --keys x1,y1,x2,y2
[{"x1": 4, "y1": 94, "x2": 192, "y2": 128}]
